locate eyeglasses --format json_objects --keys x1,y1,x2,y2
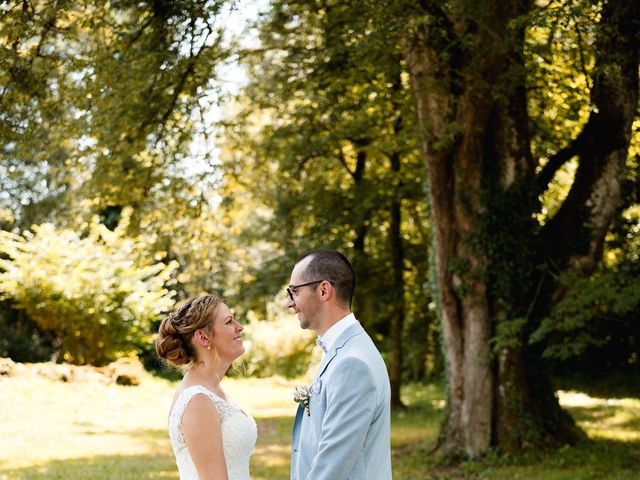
[{"x1": 286, "y1": 280, "x2": 325, "y2": 301}]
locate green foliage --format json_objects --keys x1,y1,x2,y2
[
  {"x1": 0, "y1": 301, "x2": 57, "y2": 362},
  {"x1": 0, "y1": 220, "x2": 177, "y2": 364},
  {"x1": 531, "y1": 272, "x2": 640, "y2": 362},
  {"x1": 531, "y1": 206, "x2": 640, "y2": 367},
  {"x1": 0, "y1": 0, "x2": 229, "y2": 236},
  {"x1": 238, "y1": 309, "x2": 317, "y2": 378},
  {"x1": 220, "y1": 0, "x2": 435, "y2": 382},
  {"x1": 492, "y1": 317, "x2": 529, "y2": 352},
  {"x1": 526, "y1": 0, "x2": 598, "y2": 169},
  {"x1": 0, "y1": 0, "x2": 242, "y2": 312}
]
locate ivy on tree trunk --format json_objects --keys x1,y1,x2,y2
[{"x1": 402, "y1": 0, "x2": 639, "y2": 457}]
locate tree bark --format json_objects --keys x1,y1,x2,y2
[
  {"x1": 388, "y1": 65, "x2": 408, "y2": 408},
  {"x1": 402, "y1": 0, "x2": 639, "y2": 457},
  {"x1": 389, "y1": 150, "x2": 406, "y2": 409}
]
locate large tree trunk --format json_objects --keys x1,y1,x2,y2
[
  {"x1": 389, "y1": 149, "x2": 406, "y2": 409},
  {"x1": 402, "y1": 0, "x2": 639, "y2": 457},
  {"x1": 388, "y1": 66, "x2": 408, "y2": 408},
  {"x1": 349, "y1": 146, "x2": 404, "y2": 409},
  {"x1": 403, "y1": 0, "x2": 532, "y2": 457}
]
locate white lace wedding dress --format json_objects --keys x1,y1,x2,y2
[{"x1": 169, "y1": 385, "x2": 257, "y2": 480}]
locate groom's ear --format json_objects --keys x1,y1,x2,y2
[{"x1": 319, "y1": 281, "x2": 331, "y2": 301}]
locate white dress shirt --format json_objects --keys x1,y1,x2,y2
[{"x1": 317, "y1": 312, "x2": 358, "y2": 354}]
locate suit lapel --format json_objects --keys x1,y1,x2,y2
[{"x1": 312, "y1": 322, "x2": 364, "y2": 381}]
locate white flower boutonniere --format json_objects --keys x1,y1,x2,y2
[{"x1": 293, "y1": 385, "x2": 311, "y2": 416}]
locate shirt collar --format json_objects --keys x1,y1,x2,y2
[{"x1": 318, "y1": 312, "x2": 357, "y2": 354}]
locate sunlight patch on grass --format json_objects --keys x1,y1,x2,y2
[
  {"x1": 0, "y1": 371, "x2": 302, "y2": 479},
  {"x1": 559, "y1": 390, "x2": 640, "y2": 441},
  {"x1": 559, "y1": 391, "x2": 640, "y2": 409},
  {"x1": 0, "y1": 375, "x2": 176, "y2": 471},
  {"x1": 253, "y1": 444, "x2": 291, "y2": 466}
]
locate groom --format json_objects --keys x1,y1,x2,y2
[{"x1": 287, "y1": 249, "x2": 392, "y2": 480}]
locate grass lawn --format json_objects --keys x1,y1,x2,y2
[{"x1": 0, "y1": 368, "x2": 638, "y2": 479}]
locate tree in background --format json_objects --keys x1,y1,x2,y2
[
  {"x1": 0, "y1": 0, "x2": 243, "y2": 312},
  {"x1": 400, "y1": 0, "x2": 639, "y2": 456},
  {"x1": 0, "y1": 0, "x2": 247, "y2": 364},
  {"x1": 219, "y1": 0, "x2": 436, "y2": 406},
  {"x1": 1, "y1": 0, "x2": 226, "y2": 224}
]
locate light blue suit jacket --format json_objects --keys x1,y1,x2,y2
[{"x1": 291, "y1": 321, "x2": 392, "y2": 480}]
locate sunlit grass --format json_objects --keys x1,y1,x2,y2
[
  {"x1": 0, "y1": 369, "x2": 639, "y2": 479},
  {"x1": 393, "y1": 389, "x2": 640, "y2": 480},
  {"x1": 558, "y1": 391, "x2": 640, "y2": 442},
  {"x1": 0, "y1": 372, "x2": 178, "y2": 480}
]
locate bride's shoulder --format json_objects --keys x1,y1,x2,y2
[
  {"x1": 171, "y1": 384, "x2": 204, "y2": 404},
  {"x1": 178, "y1": 385, "x2": 233, "y2": 417}
]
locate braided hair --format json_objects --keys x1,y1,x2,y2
[{"x1": 155, "y1": 295, "x2": 222, "y2": 367}]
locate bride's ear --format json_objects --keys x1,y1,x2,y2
[{"x1": 194, "y1": 329, "x2": 210, "y2": 348}]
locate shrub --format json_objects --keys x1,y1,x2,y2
[
  {"x1": 238, "y1": 311, "x2": 317, "y2": 378},
  {"x1": 0, "y1": 221, "x2": 177, "y2": 365},
  {"x1": 0, "y1": 300, "x2": 58, "y2": 362}
]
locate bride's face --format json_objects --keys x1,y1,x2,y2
[{"x1": 210, "y1": 303, "x2": 245, "y2": 362}]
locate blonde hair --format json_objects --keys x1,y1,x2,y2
[{"x1": 156, "y1": 295, "x2": 222, "y2": 367}]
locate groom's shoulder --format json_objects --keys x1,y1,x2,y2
[
  {"x1": 339, "y1": 330, "x2": 384, "y2": 362},
  {"x1": 332, "y1": 342, "x2": 389, "y2": 389}
]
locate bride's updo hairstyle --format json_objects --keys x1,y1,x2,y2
[{"x1": 156, "y1": 294, "x2": 222, "y2": 367}]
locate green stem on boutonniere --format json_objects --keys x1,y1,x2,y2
[{"x1": 293, "y1": 385, "x2": 311, "y2": 416}]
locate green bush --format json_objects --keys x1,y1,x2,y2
[
  {"x1": 0, "y1": 301, "x2": 57, "y2": 362},
  {"x1": 531, "y1": 205, "x2": 640, "y2": 366},
  {"x1": 238, "y1": 311, "x2": 318, "y2": 378},
  {"x1": 0, "y1": 221, "x2": 177, "y2": 365}
]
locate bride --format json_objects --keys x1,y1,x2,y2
[{"x1": 156, "y1": 294, "x2": 257, "y2": 480}]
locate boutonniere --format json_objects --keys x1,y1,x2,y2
[{"x1": 293, "y1": 385, "x2": 311, "y2": 416}]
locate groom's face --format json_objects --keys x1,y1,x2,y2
[{"x1": 287, "y1": 258, "x2": 321, "y2": 331}]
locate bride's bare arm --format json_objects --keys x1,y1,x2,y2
[{"x1": 182, "y1": 393, "x2": 229, "y2": 480}]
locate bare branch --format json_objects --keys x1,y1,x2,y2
[
  {"x1": 568, "y1": 2, "x2": 593, "y2": 91},
  {"x1": 336, "y1": 148, "x2": 356, "y2": 178}
]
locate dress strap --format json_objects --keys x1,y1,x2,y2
[{"x1": 174, "y1": 385, "x2": 232, "y2": 420}]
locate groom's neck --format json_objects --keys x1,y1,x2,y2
[{"x1": 316, "y1": 306, "x2": 351, "y2": 336}]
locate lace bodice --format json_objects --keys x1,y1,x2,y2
[{"x1": 168, "y1": 385, "x2": 257, "y2": 480}]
